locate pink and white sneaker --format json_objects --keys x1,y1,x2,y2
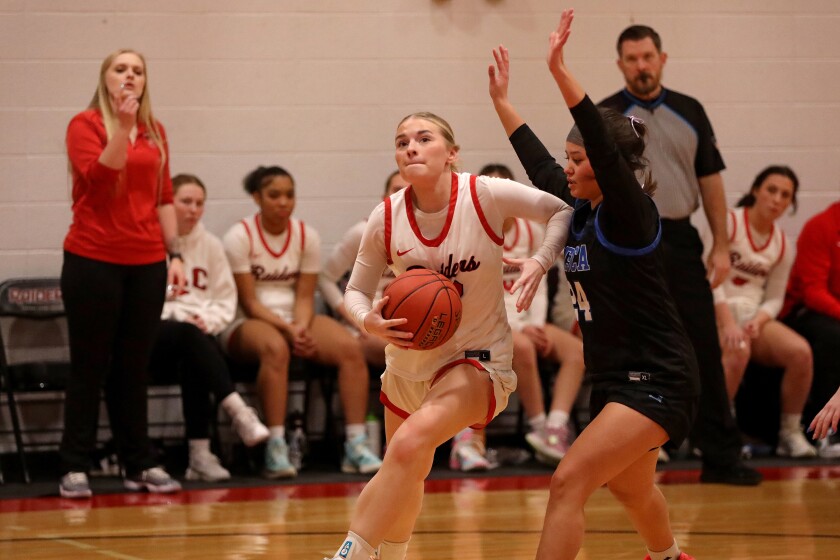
[
  {"x1": 525, "y1": 424, "x2": 571, "y2": 465},
  {"x1": 449, "y1": 429, "x2": 490, "y2": 472}
]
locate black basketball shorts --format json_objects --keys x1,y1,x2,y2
[{"x1": 590, "y1": 380, "x2": 698, "y2": 447}]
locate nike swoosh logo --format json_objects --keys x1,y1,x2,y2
[{"x1": 397, "y1": 248, "x2": 414, "y2": 256}]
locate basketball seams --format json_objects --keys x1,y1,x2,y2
[
  {"x1": 382, "y1": 278, "x2": 445, "y2": 319},
  {"x1": 435, "y1": 285, "x2": 457, "y2": 345},
  {"x1": 382, "y1": 268, "x2": 462, "y2": 350}
]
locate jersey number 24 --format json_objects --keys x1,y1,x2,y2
[{"x1": 569, "y1": 281, "x2": 592, "y2": 322}]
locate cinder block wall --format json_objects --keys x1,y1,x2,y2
[{"x1": 1, "y1": 1, "x2": 838, "y2": 278}]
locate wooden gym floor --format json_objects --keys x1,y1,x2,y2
[{"x1": 0, "y1": 461, "x2": 838, "y2": 559}]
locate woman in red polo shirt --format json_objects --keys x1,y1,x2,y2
[{"x1": 59, "y1": 49, "x2": 184, "y2": 498}]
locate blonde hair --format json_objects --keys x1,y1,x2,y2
[
  {"x1": 398, "y1": 111, "x2": 461, "y2": 172},
  {"x1": 89, "y1": 49, "x2": 166, "y2": 172}
]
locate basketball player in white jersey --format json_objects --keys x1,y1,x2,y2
[
  {"x1": 706, "y1": 165, "x2": 816, "y2": 458},
  {"x1": 325, "y1": 113, "x2": 572, "y2": 560},
  {"x1": 221, "y1": 166, "x2": 383, "y2": 478},
  {"x1": 319, "y1": 171, "x2": 408, "y2": 368}
]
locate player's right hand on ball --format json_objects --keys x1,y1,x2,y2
[{"x1": 364, "y1": 295, "x2": 413, "y2": 347}]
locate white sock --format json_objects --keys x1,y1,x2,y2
[
  {"x1": 528, "y1": 413, "x2": 547, "y2": 432},
  {"x1": 379, "y1": 538, "x2": 410, "y2": 560},
  {"x1": 346, "y1": 423, "x2": 366, "y2": 441},
  {"x1": 188, "y1": 439, "x2": 211, "y2": 455},
  {"x1": 269, "y1": 426, "x2": 285, "y2": 440},
  {"x1": 647, "y1": 539, "x2": 681, "y2": 560},
  {"x1": 780, "y1": 413, "x2": 803, "y2": 434},
  {"x1": 546, "y1": 410, "x2": 570, "y2": 429},
  {"x1": 220, "y1": 392, "x2": 247, "y2": 417},
  {"x1": 332, "y1": 531, "x2": 376, "y2": 560}
]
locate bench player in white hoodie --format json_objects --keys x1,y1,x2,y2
[{"x1": 149, "y1": 174, "x2": 270, "y2": 481}]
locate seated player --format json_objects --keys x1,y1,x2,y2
[
  {"x1": 149, "y1": 173, "x2": 270, "y2": 481},
  {"x1": 221, "y1": 165, "x2": 383, "y2": 478}
]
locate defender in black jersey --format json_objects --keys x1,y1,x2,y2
[
  {"x1": 489, "y1": 10, "x2": 761, "y2": 490},
  {"x1": 493, "y1": 10, "x2": 699, "y2": 560}
]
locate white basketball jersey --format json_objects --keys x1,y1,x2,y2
[
  {"x1": 502, "y1": 217, "x2": 548, "y2": 331},
  {"x1": 383, "y1": 172, "x2": 512, "y2": 381},
  {"x1": 722, "y1": 207, "x2": 788, "y2": 323},
  {"x1": 228, "y1": 215, "x2": 319, "y2": 323}
]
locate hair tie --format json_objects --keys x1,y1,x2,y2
[{"x1": 628, "y1": 115, "x2": 644, "y2": 138}]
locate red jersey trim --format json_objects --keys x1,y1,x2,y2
[
  {"x1": 384, "y1": 196, "x2": 393, "y2": 265},
  {"x1": 241, "y1": 219, "x2": 254, "y2": 258},
  {"x1": 503, "y1": 218, "x2": 520, "y2": 251},
  {"x1": 743, "y1": 207, "x2": 774, "y2": 253},
  {"x1": 728, "y1": 209, "x2": 737, "y2": 243},
  {"x1": 299, "y1": 220, "x2": 306, "y2": 252},
  {"x1": 776, "y1": 233, "x2": 786, "y2": 266},
  {"x1": 404, "y1": 173, "x2": 458, "y2": 247},
  {"x1": 470, "y1": 175, "x2": 504, "y2": 246},
  {"x1": 255, "y1": 214, "x2": 294, "y2": 258},
  {"x1": 524, "y1": 220, "x2": 534, "y2": 253},
  {"x1": 380, "y1": 391, "x2": 410, "y2": 420},
  {"x1": 503, "y1": 218, "x2": 535, "y2": 252},
  {"x1": 430, "y1": 358, "x2": 496, "y2": 429}
]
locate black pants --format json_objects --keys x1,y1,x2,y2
[
  {"x1": 148, "y1": 320, "x2": 236, "y2": 440},
  {"x1": 660, "y1": 219, "x2": 741, "y2": 468},
  {"x1": 785, "y1": 309, "x2": 840, "y2": 423},
  {"x1": 59, "y1": 251, "x2": 166, "y2": 476}
]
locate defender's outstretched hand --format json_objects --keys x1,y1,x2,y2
[
  {"x1": 546, "y1": 8, "x2": 574, "y2": 74},
  {"x1": 488, "y1": 45, "x2": 511, "y2": 104}
]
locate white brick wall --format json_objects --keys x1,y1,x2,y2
[{"x1": 1, "y1": 0, "x2": 838, "y2": 279}]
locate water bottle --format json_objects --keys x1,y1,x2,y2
[
  {"x1": 365, "y1": 413, "x2": 382, "y2": 457},
  {"x1": 288, "y1": 412, "x2": 307, "y2": 470}
]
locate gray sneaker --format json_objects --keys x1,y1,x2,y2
[
  {"x1": 59, "y1": 471, "x2": 92, "y2": 499},
  {"x1": 124, "y1": 467, "x2": 181, "y2": 493},
  {"x1": 185, "y1": 450, "x2": 231, "y2": 482}
]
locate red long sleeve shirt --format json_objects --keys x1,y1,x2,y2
[
  {"x1": 63, "y1": 109, "x2": 173, "y2": 265},
  {"x1": 782, "y1": 201, "x2": 840, "y2": 321}
]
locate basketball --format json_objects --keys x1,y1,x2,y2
[{"x1": 381, "y1": 268, "x2": 462, "y2": 350}]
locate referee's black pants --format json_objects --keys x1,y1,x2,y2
[
  {"x1": 660, "y1": 219, "x2": 742, "y2": 468},
  {"x1": 59, "y1": 251, "x2": 166, "y2": 477}
]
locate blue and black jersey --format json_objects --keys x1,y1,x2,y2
[{"x1": 563, "y1": 95, "x2": 700, "y2": 398}]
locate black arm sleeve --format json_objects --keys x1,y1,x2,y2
[
  {"x1": 508, "y1": 124, "x2": 573, "y2": 205},
  {"x1": 569, "y1": 95, "x2": 658, "y2": 248}
]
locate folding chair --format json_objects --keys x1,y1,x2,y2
[{"x1": 0, "y1": 277, "x2": 68, "y2": 483}]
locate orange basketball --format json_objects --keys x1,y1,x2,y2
[{"x1": 381, "y1": 268, "x2": 462, "y2": 350}]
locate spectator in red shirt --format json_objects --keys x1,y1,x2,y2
[
  {"x1": 58, "y1": 49, "x2": 185, "y2": 498},
  {"x1": 782, "y1": 200, "x2": 840, "y2": 456}
]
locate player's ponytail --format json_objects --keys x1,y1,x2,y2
[{"x1": 600, "y1": 108, "x2": 657, "y2": 197}]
